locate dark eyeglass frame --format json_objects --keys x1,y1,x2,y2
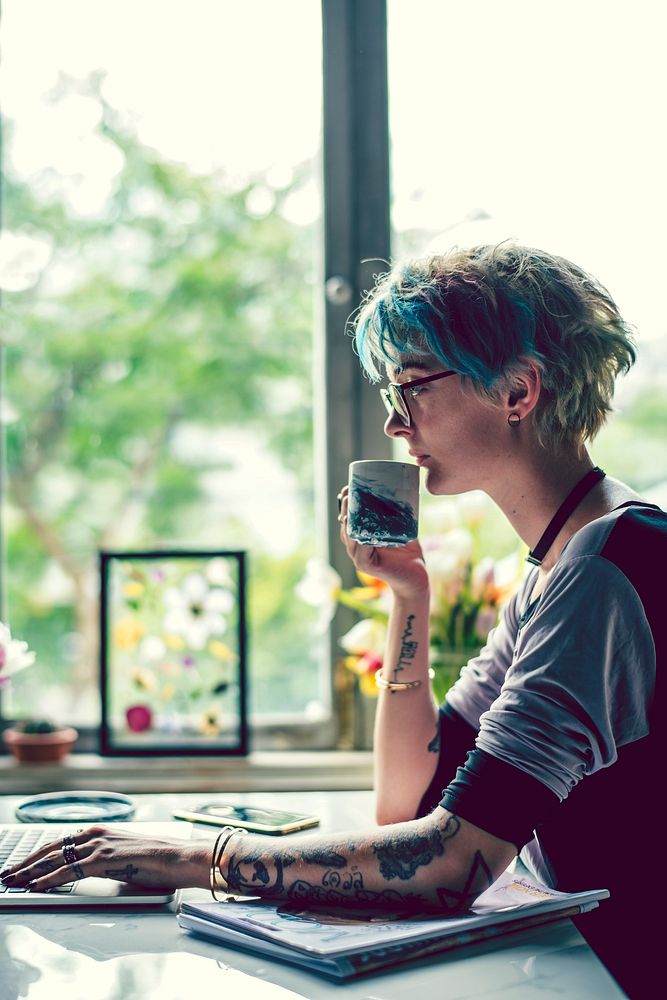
[{"x1": 380, "y1": 369, "x2": 457, "y2": 427}]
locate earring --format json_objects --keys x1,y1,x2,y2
[{"x1": 508, "y1": 412, "x2": 521, "y2": 427}]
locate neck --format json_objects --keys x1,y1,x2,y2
[{"x1": 489, "y1": 449, "x2": 606, "y2": 571}]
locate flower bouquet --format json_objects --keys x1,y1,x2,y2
[{"x1": 298, "y1": 493, "x2": 522, "y2": 704}]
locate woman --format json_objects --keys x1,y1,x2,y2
[{"x1": 3, "y1": 244, "x2": 663, "y2": 996}]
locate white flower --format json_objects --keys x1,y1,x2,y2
[
  {"x1": 456, "y1": 491, "x2": 489, "y2": 527},
  {"x1": 205, "y1": 557, "x2": 234, "y2": 588},
  {"x1": 421, "y1": 499, "x2": 460, "y2": 534},
  {"x1": 0, "y1": 622, "x2": 36, "y2": 685},
  {"x1": 139, "y1": 636, "x2": 167, "y2": 663},
  {"x1": 424, "y1": 529, "x2": 474, "y2": 584},
  {"x1": 295, "y1": 558, "x2": 342, "y2": 632},
  {"x1": 162, "y1": 573, "x2": 234, "y2": 650},
  {"x1": 339, "y1": 618, "x2": 387, "y2": 656}
]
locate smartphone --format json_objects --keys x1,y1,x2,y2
[{"x1": 172, "y1": 802, "x2": 320, "y2": 835}]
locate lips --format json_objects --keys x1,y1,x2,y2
[{"x1": 410, "y1": 453, "x2": 430, "y2": 467}]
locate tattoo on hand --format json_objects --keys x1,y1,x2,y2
[{"x1": 104, "y1": 864, "x2": 139, "y2": 880}]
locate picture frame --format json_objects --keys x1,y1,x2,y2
[{"x1": 99, "y1": 549, "x2": 247, "y2": 756}]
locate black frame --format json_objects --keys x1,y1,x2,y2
[{"x1": 99, "y1": 549, "x2": 247, "y2": 757}]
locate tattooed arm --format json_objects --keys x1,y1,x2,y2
[
  {"x1": 222, "y1": 807, "x2": 516, "y2": 915},
  {"x1": 337, "y1": 488, "x2": 444, "y2": 825},
  {"x1": 1, "y1": 809, "x2": 515, "y2": 914},
  {"x1": 373, "y1": 589, "x2": 442, "y2": 825}
]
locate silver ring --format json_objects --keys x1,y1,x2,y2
[
  {"x1": 62, "y1": 842, "x2": 79, "y2": 866},
  {"x1": 62, "y1": 834, "x2": 76, "y2": 849}
]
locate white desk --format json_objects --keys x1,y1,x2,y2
[{"x1": 0, "y1": 791, "x2": 624, "y2": 999}]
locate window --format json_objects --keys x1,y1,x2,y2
[
  {"x1": 1, "y1": 0, "x2": 391, "y2": 751},
  {"x1": 1, "y1": 0, "x2": 330, "y2": 737},
  {"x1": 388, "y1": 0, "x2": 667, "y2": 501}
]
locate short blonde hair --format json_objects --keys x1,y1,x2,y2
[{"x1": 354, "y1": 243, "x2": 636, "y2": 449}]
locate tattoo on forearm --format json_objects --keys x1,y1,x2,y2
[
  {"x1": 220, "y1": 815, "x2": 492, "y2": 917},
  {"x1": 427, "y1": 722, "x2": 440, "y2": 753},
  {"x1": 322, "y1": 865, "x2": 363, "y2": 890},
  {"x1": 394, "y1": 614, "x2": 418, "y2": 680},
  {"x1": 372, "y1": 825, "x2": 445, "y2": 881},
  {"x1": 286, "y1": 880, "x2": 431, "y2": 912},
  {"x1": 297, "y1": 848, "x2": 348, "y2": 868},
  {"x1": 104, "y1": 864, "x2": 139, "y2": 880},
  {"x1": 225, "y1": 845, "x2": 297, "y2": 895},
  {"x1": 436, "y1": 850, "x2": 494, "y2": 912}
]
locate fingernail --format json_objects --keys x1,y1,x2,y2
[{"x1": 0, "y1": 869, "x2": 10, "y2": 878}]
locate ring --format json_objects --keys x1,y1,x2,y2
[
  {"x1": 62, "y1": 841, "x2": 79, "y2": 867},
  {"x1": 337, "y1": 493, "x2": 343, "y2": 512},
  {"x1": 62, "y1": 834, "x2": 76, "y2": 849}
]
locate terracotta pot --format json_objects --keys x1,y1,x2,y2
[{"x1": 2, "y1": 726, "x2": 79, "y2": 764}]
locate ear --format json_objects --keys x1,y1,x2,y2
[{"x1": 504, "y1": 360, "x2": 541, "y2": 421}]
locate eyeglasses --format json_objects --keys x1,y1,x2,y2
[{"x1": 380, "y1": 370, "x2": 457, "y2": 427}]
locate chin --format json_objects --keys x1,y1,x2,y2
[{"x1": 424, "y1": 468, "x2": 446, "y2": 495}]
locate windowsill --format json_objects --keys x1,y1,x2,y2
[{"x1": 0, "y1": 750, "x2": 374, "y2": 795}]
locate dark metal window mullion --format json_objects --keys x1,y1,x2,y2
[{"x1": 321, "y1": 0, "x2": 392, "y2": 741}]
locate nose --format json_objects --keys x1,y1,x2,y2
[{"x1": 384, "y1": 411, "x2": 411, "y2": 440}]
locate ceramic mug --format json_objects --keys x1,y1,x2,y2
[{"x1": 347, "y1": 460, "x2": 419, "y2": 547}]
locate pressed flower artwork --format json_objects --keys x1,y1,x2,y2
[{"x1": 100, "y1": 550, "x2": 246, "y2": 755}]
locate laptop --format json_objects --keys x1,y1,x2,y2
[{"x1": 0, "y1": 821, "x2": 193, "y2": 908}]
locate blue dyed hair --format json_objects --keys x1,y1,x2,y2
[{"x1": 353, "y1": 243, "x2": 636, "y2": 446}]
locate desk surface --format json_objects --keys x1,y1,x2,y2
[{"x1": 0, "y1": 790, "x2": 624, "y2": 1000}]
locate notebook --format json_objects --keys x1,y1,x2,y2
[
  {"x1": 178, "y1": 870, "x2": 609, "y2": 980},
  {"x1": 0, "y1": 821, "x2": 192, "y2": 908}
]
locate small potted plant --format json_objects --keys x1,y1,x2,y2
[
  {"x1": 0, "y1": 621, "x2": 77, "y2": 763},
  {"x1": 2, "y1": 718, "x2": 79, "y2": 764}
]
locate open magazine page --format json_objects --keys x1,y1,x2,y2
[{"x1": 178, "y1": 870, "x2": 608, "y2": 978}]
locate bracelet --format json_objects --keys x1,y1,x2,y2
[
  {"x1": 375, "y1": 671, "x2": 422, "y2": 693},
  {"x1": 210, "y1": 826, "x2": 246, "y2": 902}
]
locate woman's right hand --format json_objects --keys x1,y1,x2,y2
[{"x1": 337, "y1": 485, "x2": 430, "y2": 599}]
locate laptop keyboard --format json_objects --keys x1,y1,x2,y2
[{"x1": 0, "y1": 827, "x2": 75, "y2": 894}]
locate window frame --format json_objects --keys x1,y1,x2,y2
[{"x1": 0, "y1": 0, "x2": 392, "y2": 753}]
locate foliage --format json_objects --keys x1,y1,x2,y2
[
  {"x1": 299, "y1": 494, "x2": 523, "y2": 700},
  {"x1": 1, "y1": 75, "x2": 319, "y2": 720},
  {"x1": 14, "y1": 719, "x2": 60, "y2": 735}
]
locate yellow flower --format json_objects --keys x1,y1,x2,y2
[
  {"x1": 359, "y1": 671, "x2": 379, "y2": 698},
  {"x1": 208, "y1": 639, "x2": 237, "y2": 661},
  {"x1": 122, "y1": 581, "x2": 145, "y2": 600},
  {"x1": 160, "y1": 683, "x2": 177, "y2": 702},
  {"x1": 131, "y1": 666, "x2": 156, "y2": 692},
  {"x1": 198, "y1": 708, "x2": 221, "y2": 736},
  {"x1": 113, "y1": 617, "x2": 145, "y2": 650},
  {"x1": 164, "y1": 633, "x2": 186, "y2": 651}
]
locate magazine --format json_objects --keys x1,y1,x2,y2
[{"x1": 178, "y1": 870, "x2": 608, "y2": 980}]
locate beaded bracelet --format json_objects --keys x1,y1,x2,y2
[
  {"x1": 209, "y1": 826, "x2": 246, "y2": 902},
  {"x1": 375, "y1": 671, "x2": 422, "y2": 693}
]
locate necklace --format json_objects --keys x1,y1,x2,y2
[{"x1": 526, "y1": 466, "x2": 606, "y2": 566}]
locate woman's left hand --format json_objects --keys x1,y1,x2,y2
[{"x1": 0, "y1": 825, "x2": 210, "y2": 892}]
